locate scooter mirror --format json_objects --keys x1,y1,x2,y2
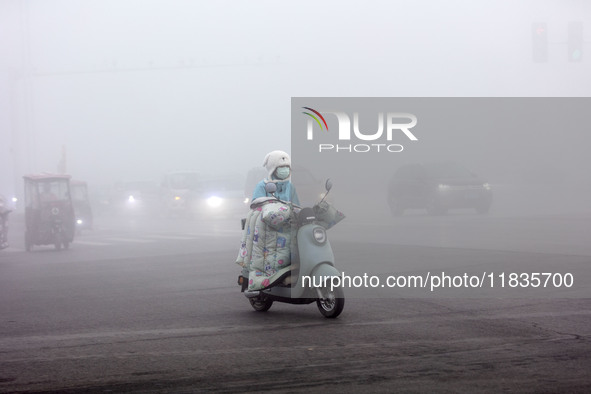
[
  {"x1": 264, "y1": 182, "x2": 277, "y2": 194},
  {"x1": 325, "y1": 179, "x2": 333, "y2": 192}
]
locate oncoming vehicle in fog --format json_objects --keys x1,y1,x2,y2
[
  {"x1": 387, "y1": 161, "x2": 492, "y2": 216},
  {"x1": 71, "y1": 180, "x2": 93, "y2": 232},
  {"x1": 23, "y1": 174, "x2": 76, "y2": 251},
  {"x1": 193, "y1": 177, "x2": 248, "y2": 218},
  {"x1": 110, "y1": 180, "x2": 159, "y2": 216},
  {"x1": 160, "y1": 171, "x2": 201, "y2": 218}
]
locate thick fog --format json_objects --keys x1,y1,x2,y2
[{"x1": 0, "y1": 0, "x2": 590, "y2": 203}]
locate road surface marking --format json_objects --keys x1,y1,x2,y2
[
  {"x1": 1, "y1": 247, "x2": 22, "y2": 252},
  {"x1": 103, "y1": 237, "x2": 154, "y2": 244},
  {"x1": 141, "y1": 235, "x2": 197, "y2": 240},
  {"x1": 74, "y1": 240, "x2": 113, "y2": 246}
]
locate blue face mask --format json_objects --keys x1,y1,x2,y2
[{"x1": 275, "y1": 167, "x2": 290, "y2": 180}]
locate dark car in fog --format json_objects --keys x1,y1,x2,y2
[{"x1": 387, "y1": 162, "x2": 492, "y2": 216}]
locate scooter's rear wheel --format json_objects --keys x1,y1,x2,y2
[
  {"x1": 249, "y1": 297, "x2": 273, "y2": 312},
  {"x1": 316, "y1": 286, "x2": 345, "y2": 318}
]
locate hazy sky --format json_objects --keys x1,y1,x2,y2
[{"x1": 1, "y1": 0, "x2": 590, "y2": 196}]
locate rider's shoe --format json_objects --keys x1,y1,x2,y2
[{"x1": 237, "y1": 275, "x2": 249, "y2": 292}]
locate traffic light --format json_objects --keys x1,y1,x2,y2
[
  {"x1": 532, "y1": 22, "x2": 548, "y2": 62},
  {"x1": 568, "y1": 21, "x2": 583, "y2": 62}
]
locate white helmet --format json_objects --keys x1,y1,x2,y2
[{"x1": 262, "y1": 150, "x2": 291, "y2": 180}]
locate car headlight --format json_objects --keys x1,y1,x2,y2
[
  {"x1": 128, "y1": 195, "x2": 135, "y2": 203},
  {"x1": 174, "y1": 196, "x2": 182, "y2": 201},
  {"x1": 313, "y1": 227, "x2": 326, "y2": 244},
  {"x1": 243, "y1": 198, "x2": 250, "y2": 204},
  {"x1": 207, "y1": 196, "x2": 223, "y2": 208},
  {"x1": 483, "y1": 183, "x2": 491, "y2": 190},
  {"x1": 438, "y1": 184, "x2": 451, "y2": 191},
  {"x1": 76, "y1": 219, "x2": 83, "y2": 225}
]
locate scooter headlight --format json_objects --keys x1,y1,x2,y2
[{"x1": 313, "y1": 227, "x2": 326, "y2": 244}]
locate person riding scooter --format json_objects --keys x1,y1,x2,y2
[
  {"x1": 236, "y1": 178, "x2": 346, "y2": 318},
  {"x1": 237, "y1": 150, "x2": 300, "y2": 294}
]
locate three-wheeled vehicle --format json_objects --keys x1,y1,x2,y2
[
  {"x1": 23, "y1": 174, "x2": 75, "y2": 251},
  {"x1": 71, "y1": 180, "x2": 93, "y2": 233}
]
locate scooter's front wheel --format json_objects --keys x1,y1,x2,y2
[
  {"x1": 249, "y1": 297, "x2": 273, "y2": 312},
  {"x1": 316, "y1": 286, "x2": 345, "y2": 318}
]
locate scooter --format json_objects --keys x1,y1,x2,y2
[{"x1": 238, "y1": 180, "x2": 345, "y2": 318}]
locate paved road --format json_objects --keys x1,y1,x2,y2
[{"x1": 1, "y1": 213, "x2": 590, "y2": 393}]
